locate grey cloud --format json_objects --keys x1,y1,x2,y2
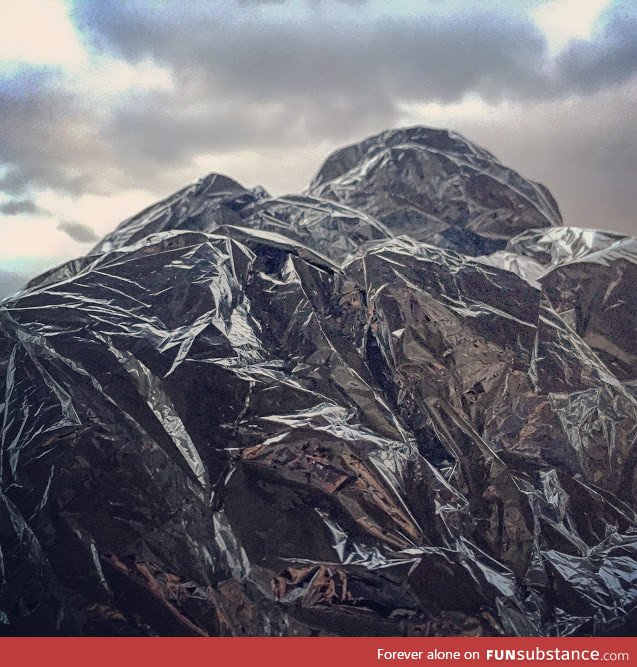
[
  {"x1": 0, "y1": 198, "x2": 47, "y2": 215},
  {"x1": 73, "y1": 6, "x2": 547, "y2": 105},
  {"x1": 72, "y1": 1, "x2": 635, "y2": 103},
  {"x1": 0, "y1": 269, "x2": 28, "y2": 300},
  {"x1": 0, "y1": 74, "x2": 113, "y2": 196},
  {"x1": 57, "y1": 1, "x2": 635, "y2": 197},
  {"x1": 75, "y1": 2, "x2": 634, "y2": 202},
  {"x1": 555, "y1": 8, "x2": 637, "y2": 94},
  {"x1": 306, "y1": 0, "x2": 370, "y2": 4},
  {"x1": 4, "y1": 6, "x2": 551, "y2": 197},
  {"x1": 103, "y1": 89, "x2": 397, "y2": 164},
  {"x1": 0, "y1": 167, "x2": 31, "y2": 195},
  {"x1": 0, "y1": 0, "x2": 633, "y2": 242},
  {"x1": 57, "y1": 220, "x2": 100, "y2": 243}
]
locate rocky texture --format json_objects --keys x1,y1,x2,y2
[{"x1": 0, "y1": 127, "x2": 635, "y2": 637}]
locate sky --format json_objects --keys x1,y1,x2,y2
[{"x1": 0, "y1": 0, "x2": 635, "y2": 297}]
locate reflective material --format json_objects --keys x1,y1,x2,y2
[{"x1": 0, "y1": 127, "x2": 635, "y2": 636}]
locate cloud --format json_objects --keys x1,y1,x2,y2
[
  {"x1": 61, "y1": 2, "x2": 637, "y2": 180},
  {"x1": 0, "y1": 167, "x2": 30, "y2": 195},
  {"x1": 236, "y1": 0, "x2": 287, "y2": 5},
  {"x1": 0, "y1": 268, "x2": 28, "y2": 300},
  {"x1": 0, "y1": 8, "x2": 550, "y2": 199},
  {"x1": 57, "y1": 220, "x2": 100, "y2": 243},
  {"x1": 71, "y1": 0, "x2": 636, "y2": 103},
  {"x1": 554, "y1": 4, "x2": 637, "y2": 94},
  {"x1": 72, "y1": 6, "x2": 546, "y2": 105},
  {"x1": 0, "y1": 198, "x2": 47, "y2": 215},
  {"x1": 0, "y1": 0, "x2": 633, "y2": 244},
  {"x1": 0, "y1": 71, "x2": 113, "y2": 196}
]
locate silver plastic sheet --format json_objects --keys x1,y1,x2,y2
[{"x1": 0, "y1": 127, "x2": 635, "y2": 636}]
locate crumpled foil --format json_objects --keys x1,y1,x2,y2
[{"x1": 0, "y1": 127, "x2": 635, "y2": 636}]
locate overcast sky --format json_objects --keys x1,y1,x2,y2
[{"x1": 0, "y1": 0, "x2": 635, "y2": 297}]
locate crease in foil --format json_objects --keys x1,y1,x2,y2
[{"x1": 0, "y1": 126, "x2": 636, "y2": 637}]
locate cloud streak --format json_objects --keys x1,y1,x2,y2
[
  {"x1": 0, "y1": 197, "x2": 47, "y2": 215},
  {"x1": 57, "y1": 220, "x2": 100, "y2": 243}
]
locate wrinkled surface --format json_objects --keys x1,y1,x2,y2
[
  {"x1": 307, "y1": 127, "x2": 562, "y2": 255},
  {"x1": 480, "y1": 228, "x2": 637, "y2": 394},
  {"x1": 0, "y1": 126, "x2": 636, "y2": 637}
]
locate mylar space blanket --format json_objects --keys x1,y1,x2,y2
[{"x1": 1, "y1": 127, "x2": 635, "y2": 636}]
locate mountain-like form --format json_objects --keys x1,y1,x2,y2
[
  {"x1": 0, "y1": 127, "x2": 635, "y2": 636},
  {"x1": 307, "y1": 127, "x2": 562, "y2": 255}
]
